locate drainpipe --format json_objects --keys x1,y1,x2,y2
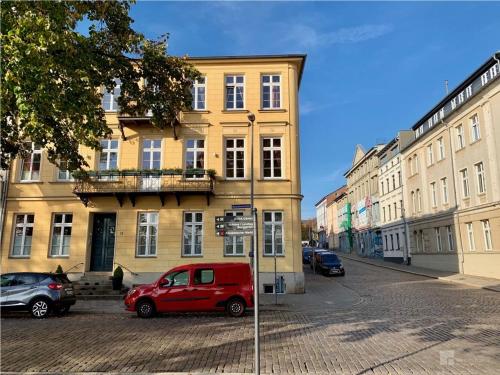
[
  {"x1": 0, "y1": 169, "x2": 10, "y2": 249},
  {"x1": 441, "y1": 119, "x2": 465, "y2": 273}
]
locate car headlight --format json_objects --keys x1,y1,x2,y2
[{"x1": 127, "y1": 288, "x2": 137, "y2": 296}]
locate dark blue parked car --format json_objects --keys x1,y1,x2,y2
[
  {"x1": 315, "y1": 253, "x2": 345, "y2": 276},
  {"x1": 302, "y1": 248, "x2": 313, "y2": 264}
]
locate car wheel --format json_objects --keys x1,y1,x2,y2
[
  {"x1": 341, "y1": 271, "x2": 346, "y2": 277},
  {"x1": 30, "y1": 298, "x2": 51, "y2": 319},
  {"x1": 136, "y1": 300, "x2": 155, "y2": 318},
  {"x1": 226, "y1": 298, "x2": 245, "y2": 317}
]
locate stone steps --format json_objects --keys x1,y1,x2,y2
[{"x1": 73, "y1": 273, "x2": 125, "y2": 299}]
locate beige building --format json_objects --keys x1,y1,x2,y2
[
  {"x1": 378, "y1": 131, "x2": 413, "y2": 263},
  {"x1": 1, "y1": 54, "x2": 307, "y2": 293},
  {"x1": 401, "y1": 53, "x2": 500, "y2": 278},
  {"x1": 326, "y1": 186, "x2": 347, "y2": 249},
  {"x1": 345, "y1": 144, "x2": 385, "y2": 257}
]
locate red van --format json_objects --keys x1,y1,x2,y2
[{"x1": 124, "y1": 262, "x2": 254, "y2": 318}]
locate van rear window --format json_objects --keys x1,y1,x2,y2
[{"x1": 194, "y1": 269, "x2": 214, "y2": 285}]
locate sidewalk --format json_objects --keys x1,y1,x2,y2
[{"x1": 336, "y1": 251, "x2": 500, "y2": 292}]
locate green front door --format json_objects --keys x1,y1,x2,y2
[{"x1": 90, "y1": 213, "x2": 116, "y2": 272}]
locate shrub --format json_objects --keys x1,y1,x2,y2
[{"x1": 113, "y1": 266, "x2": 124, "y2": 279}]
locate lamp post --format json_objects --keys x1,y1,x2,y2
[{"x1": 248, "y1": 112, "x2": 260, "y2": 375}]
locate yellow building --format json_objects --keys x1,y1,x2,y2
[{"x1": 0, "y1": 54, "x2": 306, "y2": 293}]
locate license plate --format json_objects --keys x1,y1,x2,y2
[
  {"x1": 330, "y1": 269, "x2": 340, "y2": 274},
  {"x1": 65, "y1": 289, "x2": 73, "y2": 295}
]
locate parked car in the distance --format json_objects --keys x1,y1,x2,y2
[
  {"x1": 0, "y1": 272, "x2": 76, "y2": 318},
  {"x1": 315, "y1": 253, "x2": 345, "y2": 276},
  {"x1": 309, "y1": 249, "x2": 329, "y2": 269},
  {"x1": 125, "y1": 262, "x2": 254, "y2": 318},
  {"x1": 302, "y1": 248, "x2": 313, "y2": 264}
]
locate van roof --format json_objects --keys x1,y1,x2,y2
[{"x1": 171, "y1": 262, "x2": 250, "y2": 270}]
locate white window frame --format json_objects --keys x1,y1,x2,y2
[
  {"x1": 262, "y1": 137, "x2": 283, "y2": 179},
  {"x1": 20, "y1": 143, "x2": 42, "y2": 182},
  {"x1": 435, "y1": 228, "x2": 442, "y2": 252},
  {"x1": 416, "y1": 189, "x2": 422, "y2": 213},
  {"x1": 185, "y1": 139, "x2": 205, "y2": 178},
  {"x1": 456, "y1": 124, "x2": 465, "y2": 150},
  {"x1": 224, "y1": 211, "x2": 245, "y2": 256},
  {"x1": 470, "y1": 114, "x2": 481, "y2": 143},
  {"x1": 482, "y1": 220, "x2": 492, "y2": 251},
  {"x1": 466, "y1": 222, "x2": 475, "y2": 251},
  {"x1": 430, "y1": 182, "x2": 437, "y2": 207},
  {"x1": 263, "y1": 211, "x2": 284, "y2": 256},
  {"x1": 102, "y1": 78, "x2": 121, "y2": 112},
  {"x1": 183, "y1": 212, "x2": 203, "y2": 256},
  {"x1": 441, "y1": 177, "x2": 448, "y2": 204},
  {"x1": 475, "y1": 162, "x2": 486, "y2": 194},
  {"x1": 460, "y1": 168, "x2": 470, "y2": 198},
  {"x1": 225, "y1": 138, "x2": 245, "y2": 179},
  {"x1": 50, "y1": 213, "x2": 72, "y2": 257},
  {"x1": 437, "y1": 138, "x2": 445, "y2": 161},
  {"x1": 446, "y1": 225, "x2": 453, "y2": 251},
  {"x1": 427, "y1": 144, "x2": 434, "y2": 166},
  {"x1": 261, "y1": 74, "x2": 281, "y2": 109},
  {"x1": 136, "y1": 212, "x2": 158, "y2": 257},
  {"x1": 191, "y1": 76, "x2": 206, "y2": 110},
  {"x1": 11, "y1": 214, "x2": 34, "y2": 257},
  {"x1": 57, "y1": 160, "x2": 73, "y2": 181},
  {"x1": 98, "y1": 139, "x2": 119, "y2": 171},
  {"x1": 142, "y1": 139, "x2": 162, "y2": 170},
  {"x1": 225, "y1": 75, "x2": 245, "y2": 110}
]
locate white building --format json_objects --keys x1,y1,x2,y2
[{"x1": 378, "y1": 131, "x2": 413, "y2": 263}]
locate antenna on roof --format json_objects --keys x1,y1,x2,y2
[{"x1": 445, "y1": 80, "x2": 449, "y2": 95}]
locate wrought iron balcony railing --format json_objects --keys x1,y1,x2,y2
[{"x1": 73, "y1": 170, "x2": 215, "y2": 207}]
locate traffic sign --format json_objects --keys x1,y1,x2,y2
[
  {"x1": 215, "y1": 215, "x2": 253, "y2": 223},
  {"x1": 232, "y1": 204, "x2": 252, "y2": 209}
]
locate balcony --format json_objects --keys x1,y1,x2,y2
[{"x1": 73, "y1": 169, "x2": 215, "y2": 207}]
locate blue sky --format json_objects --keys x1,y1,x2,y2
[{"x1": 127, "y1": 1, "x2": 500, "y2": 218}]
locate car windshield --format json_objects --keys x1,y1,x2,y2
[{"x1": 322, "y1": 254, "x2": 340, "y2": 263}]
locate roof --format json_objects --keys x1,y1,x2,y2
[
  {"x1": 410, "y1": 52, "x2": 500, "y2": 131},
  {"x1": 344, "y1": 144, "x2": 385, "y2": 177},
  {"x1": 326, "y1": 186, "x2": 348, "y2": 206},
  {"x1": 188, "y1": 54, "x2": 307, "y2": 87}
]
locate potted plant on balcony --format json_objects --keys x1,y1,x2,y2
[
  {"x1": 206, "y1": 169, "x2": 216, "y2": 178},
  {"x1": 122, "y1": 168, "x2": 139, "y2": 176},
  {"x1": 71, "y1": 170, "x2": 89, "y2": 180},
  {"x1": 112, "y1": 266, "x2": 124, "y2": 290}
]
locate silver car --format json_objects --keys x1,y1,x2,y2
[{"x1": 0, "y1": 273, "x2": 76, "y2": 318}]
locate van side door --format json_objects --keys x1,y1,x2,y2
[
  {"x1": 190, "y1": 268, "x2": 216, "y2": 311},
  {"x1": 155, "y1": 270, "x2": 192, "y2": 312}
]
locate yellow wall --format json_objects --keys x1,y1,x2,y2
[{"x1": 1, "y1": 56, "x2": 305, "y2": 291}]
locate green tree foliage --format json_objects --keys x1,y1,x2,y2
[{"x1": 1, "y1": 1, "x2": 199, "y2": 170}]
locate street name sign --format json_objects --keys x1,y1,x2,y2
[{"x1": 215, "y1": 215, "x2": 254, "y2": 236}]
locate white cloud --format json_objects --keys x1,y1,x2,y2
[{"x1": 284, "y1": 24, "x2": 394, "y2": 49}]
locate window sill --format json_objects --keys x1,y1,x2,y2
[
  {"x1": 263, "y1": 254, "x2": 285, "y2": 257},
  {"x1": 258, "y1": 109, "x2": 287, "y2": 113},
  {"x1": 470, "y1": 139, "x2": 481, "y2": 146},
  {"x1": 455, "y1": 146, "x2": 465, "y2": 153},
  {"x1": 49, "y1": 255, "x2": 70, "y2": 259},
  {"x1": 221, "y1": 110, "x2": 249, "y2": 114},
  {"x1": 224, "y1": 254, "x2": 246, "y2": 257},
  {"x1": 258, "y1": 178, "x2": 289, "y2": 182},
  {"x1": 50, "y1": 180, "x2": 75, "y2": 184},
  {"x1": 136, "y1": 255, "x2": 157, "y2": 258},
  {"x1": 477, "y1": 192, "x2": 487, "y2": 197},
  {"x1": 223, "y1": 178, "x2": 250, "y2": 182},
  {"x1": 181, "y1": 255, "x2": 203, "y2": 258},
  {"x1": 9, "y1": 255, "x2": 31, "y2": 259},
  {"x1": 183, "y1": 110, "x2": 210, "y2": 114},
  {"x1": 15, "y1": 181, "x2": 43, "y2": 184}
]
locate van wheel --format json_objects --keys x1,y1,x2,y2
[
  {"x1": 30, "y1": 298, "x2": 51, "y2": 319},
  {"x1": 226, "y1": 298, "x2": 245, "y2": 317},
  {"x1": 136, "y1": 300, "x2": 155, "y2": 318}
]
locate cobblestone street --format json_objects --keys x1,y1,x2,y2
[{"x1": 2, "y1": 258, "x2": 500, "y2": 374}]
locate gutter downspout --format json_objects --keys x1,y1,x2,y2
[
  {"x1": 0, "y1": 169, "x2": 10, "y2": 250},
  {"x1": 441, "y1": 119, "x2": 465, "y2": 274}
]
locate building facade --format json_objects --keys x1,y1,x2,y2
[
  {"x1": 378, "y1": 131, "x2": 413, "y2": 263},
  {"x1": 401, "y1": 54, "x2": 500, "y2": 278},
  {"x1": 326, "y1": 186, "x2": 347, "y2": 249},
  {"x1": 315, "y1": 196, "x2": 328, "y2": 248},
  {"x1": 345, "y1": 145, "x2": 385, "y2": 258},
  {"x1": 1, "y1": 54, "x2": 307, "y2": 293}
]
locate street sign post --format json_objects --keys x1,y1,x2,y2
[{"x1": 215, "y1": 215, "x2": 254, "y2": 237}]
